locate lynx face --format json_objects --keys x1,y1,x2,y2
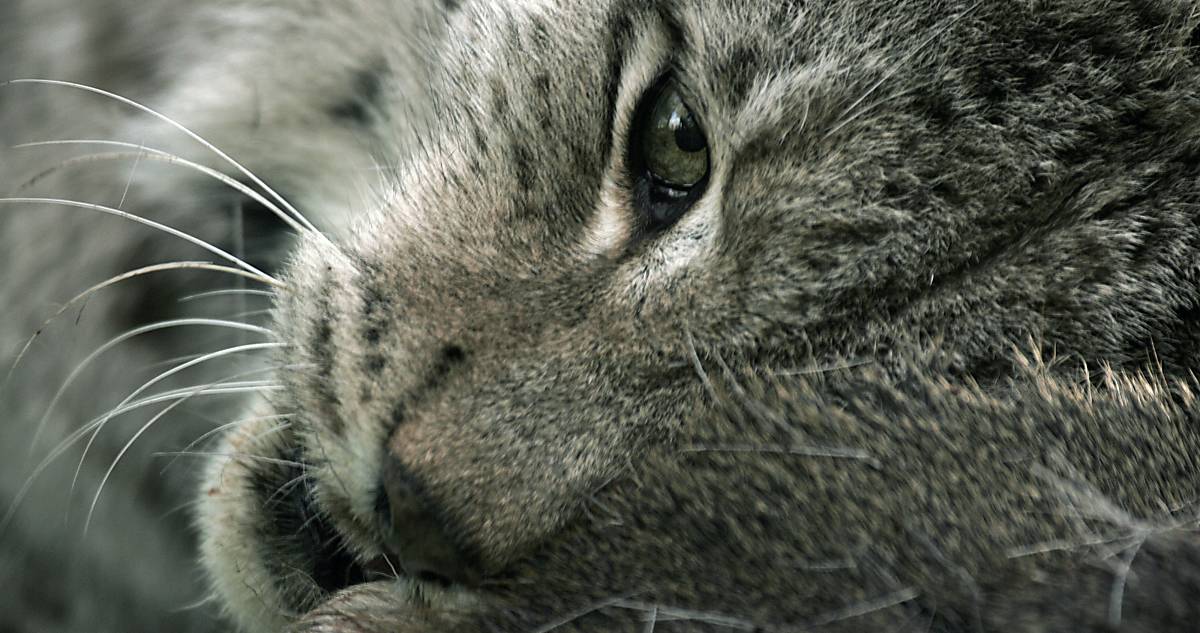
[{"x1": 179, "y1": 0, "x2": 1200, "y2": 631}]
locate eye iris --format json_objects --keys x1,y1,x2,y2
[{"x1": 641, "y1": 88, "x2": 708, "y2": 189}]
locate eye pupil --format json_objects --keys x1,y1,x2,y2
[{"x1": 672, "y1": 113, "x2": 706, "y2": 153}]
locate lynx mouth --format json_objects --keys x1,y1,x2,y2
[
  {"x1": 262, "y1": 455, "x2": 393, "y2": 598},
  {"x1": 261, "y1": 449, "x2": 470, "y2": 609},
  {"x1": 201, "y1": 414, "x2": 479, "y2": 632}
]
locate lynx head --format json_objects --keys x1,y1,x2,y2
[{"x1": 198, "y1": 0, "x2": 1200, "y2": 631}]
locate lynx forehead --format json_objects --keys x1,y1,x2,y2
[{"x1": 2, "y1": 0, "x2": 1199, "y2": 631}]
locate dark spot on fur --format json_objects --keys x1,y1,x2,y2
[
  {"x1": 365, "y1": 354, "x2": 387, "y2": 373},
  {"x1": 532, "y1": 73, "x2": 551, "y2": 101},
  {"x1": 429, "y1": 345, "x2": 467, "y2": 383},
  {"x1": 571, "y1": 140, "x2": 594, "y2": 177},
  {"x1": 511, "y1": 142, "x2": 535, "y2": 192},
  {"x1": 502, "y1": 18, "x2": 521, "y2": 51},
  {"x1": 361, "y1": 280, "x2": 391, "y2": 344},
  {"x1": 312, "y1": 280, "x2": 345, "y2": 435},
  {"x1": 528, "y1": 16, "x2": 551, "y2": 52},
  {"x1": 655, "y1": 3, "x2": 686, "y2": 47},
  {"x1": 720, "y1": 45, "x2": 759, "y2": 106},
  {"x1": 440, "y1": 344, "x2": 466, "y2": 366},
  {"x1": 490, "y1": 79, "x2": 509, "y2": 117},
  {"x1": 915, "y1": 88, "x2": 957, "y2": 127},
  {"x1": 1127, "y1": 0, "x2": 1174, "y2": 33},
  {"x1": 373, "y1": 485, "x2": 391, "y2": 521},
  {"x1": 329, "y1": 62, "x2": 388, "y2": 126},
  {"x1": 384, "y1": 349, "x2": 463, "y2": 432},
  {"x1": 441, "y1": 0, "x2": 461, "y2": 12},
  {"x1": 472, "y1": 124, "x2": 489, "y2": 155},
  {"x1": 600, "y1": 6, "x2": 637, "y2": 154},
  {"x1": 390, "y1": 402, "x2": 407, "y2": 429}
]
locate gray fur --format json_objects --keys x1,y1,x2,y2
[{"x1": 2, "y1": 1, "x2": 1199, "y2": 632}]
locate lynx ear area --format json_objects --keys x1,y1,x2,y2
[{"x1": 432, "y1": 350, "x2": 1200, "y2": 633}]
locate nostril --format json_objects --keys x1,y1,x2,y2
[
  {"x1": 380, "y1": 455, "x2": 480, "y2": 586},
  {"x1": 439, "y1": 344, "x2": 466, "y2": 366}
]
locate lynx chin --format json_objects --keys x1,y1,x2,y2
[{"x1": 2, "y1": 1, "x2": 1200, "y2": 632}]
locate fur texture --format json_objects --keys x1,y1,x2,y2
[{"x1": 2, "y1": 0, "x2": 1199, "y2": 632}]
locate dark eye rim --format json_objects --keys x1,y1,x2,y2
[{"x1": 627, "y1": 75, "x2": 711, "y2": 233}]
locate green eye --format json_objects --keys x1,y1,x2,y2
[
  {"x1": 630, "y1": 80, "x2": 711, "y2": 229},
  {"x1": 640, "y1": 87, "x2": 709, "y2": 188}
]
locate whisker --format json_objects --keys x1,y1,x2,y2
[
  {"x1": 162, "y1": 414, "x2": 294, "y2": 475},
  {"x1": 529, "y1": 595, "x2": 639, "y2": 633},
  {"x1": 169, "y1": 590, "x2": 221, "y2": 615},
  {"x1": 0, "y1": 197, "x2": 281, "y2": 283},
  {"x1": 232, "y1": 309, "x2": 274, "y2": 320},
  {"x1": 85, "y1": 389, "x2": 194, "y2": 532},
  {"x1": 26, "y1": 318, "x2": 275, "y2": 455},
  {"x1": 178, "y1": 288, "x2": 275, "y2": 304},
  {"x1": 3, "y1": 79, "x2": 323, "y2": 237},
  {"x1": 776, "y1": 358, "x2": 874, "y2": 376},
  {"x1": 264, "y1": 469, "x2": 312, "y2": 508},
  {"x1": 117, "y1": 140, "x2": 143, "y2": 209},
  {"x1": 613, "y1": 600, "x2": 756, "y2": 631},
  {"x1": 70, "y1": 342, "x2": 284, "y2": 499},
  {"x1": 153, "y1": 451, "x2": 305, "y2": 468},
  {"x1": 678, "y1": 444, "x2": 879, "y2": 465},
  {"x1": 158, "y1": 497, "x2": 206, "y2": 522},
  {"x1": 5, "y1": 261, "x2": 273, "y2": 395},
  {"x1": 0, "y1": 381, "x2": 280, "y2": 536},
  {"x1": 682, "y1": 324, "x2": 718, "y2": 402},
  {"x1": 140, "y1": 352, "x2": 218, "y2": 373},
  {"x1": 804, "y1": 587, "x2": 920, "y2": 627},
  {"x1": 13, "y1": 140, "x2": 307, "y2": 234},
  {"x1": 84, "y1": 374, "x2": 283, "y2": 532}
]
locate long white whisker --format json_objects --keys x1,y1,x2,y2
[
  {"x1": 161, "y1": 414, "x2": 294, "y2": 475},
  {"x1": 117, "y1": 140, "x2": 143, "y2": 209},
  {"x1": 3, "y1": 79, "x2": 323, "y2": 237},
  {"x1": 231, "y1": 309, "x2": 274, "y2": 320},
  {"x1": 0, "y1": 381, "x2": 280, "y2": 535},
  {"x1": 5, "y1": 261, "x2": 273, "y2": 395},
  {"x1": 13, "y1": 140, "x2": 307, "y2": 234},
  {"x1": 84, "y1": 378, "x2": 283, "y2": 532},
  {"x1": 84, "y1": 394, "x2": 191, "y2": 533},
  {"x1": 0, "y1": 197, "x2": 280, "y2": 283},
  {"x1": 262, "y1": 461, "x2": 312, "y2": 507},
  {"x1": 153, "y1": 451, "x2": 304, "y2": 468},
  {"x1": 70, "y1": 342, "x2": 284, "y2": 499},
  {"x1": 178, "y1": 288, "x2": 275, "y2": 303},
  {"x1": 27, "y1": 318, "x2": 274, "y2": 454},
  {"x1": 141, "y1": 352, "x2": 212, "y2": 373}
]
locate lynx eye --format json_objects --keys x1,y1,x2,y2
[{"x1": 630, "y1": 80, "x2": 710, "y2": 229}]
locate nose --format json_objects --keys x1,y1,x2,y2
[{"x1": 380, "y1": 455, "x2": 480, "y2": 586}]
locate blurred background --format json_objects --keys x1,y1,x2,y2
[{"x1": 1, "y1": 2, "x2": 288, "y2": 630}]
